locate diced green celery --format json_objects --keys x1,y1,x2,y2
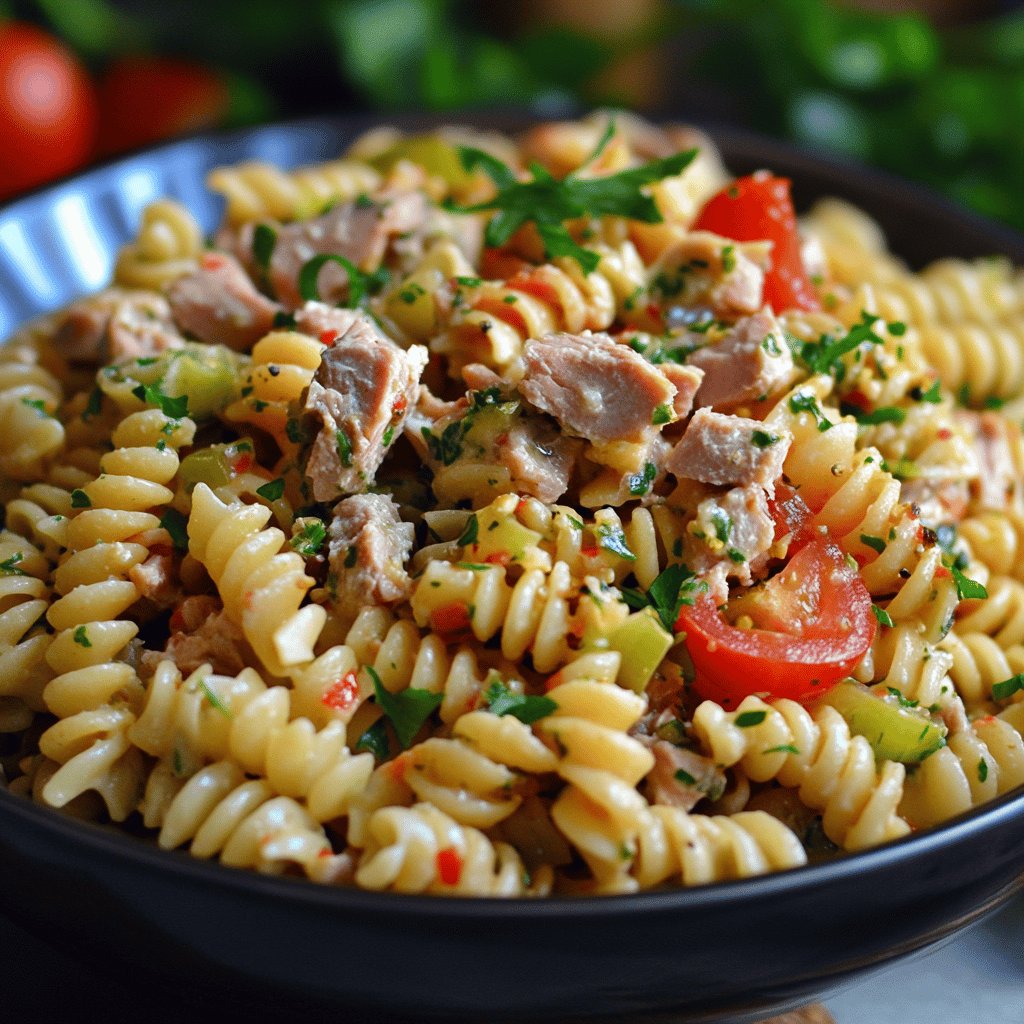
[
  {"x1": 821, "y1": 681, "x2": 946, "y2": 763},
  {"x1": 606, "y1": 608, "x2": 674, "y2": 694},
  {"x1": 161, "y1": 345, "x2": 243, "y2": 420},
  {"x1": 471, "y1": 512, "x2": 543, "y2": 564},
  {"x1": 369, "y1": 136, "x2": 470, "y2": 189},
  {"x1": 179, "y1": 448, "x2": 233, "y2": 490}
]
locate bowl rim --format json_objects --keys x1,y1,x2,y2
[{"x1": 2, "y1": 111, "x2": 1024, "y2": 919}]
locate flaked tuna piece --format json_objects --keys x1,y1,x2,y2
[
  {"x1": 901, "y1": 477, "x2": 970, "y2": 528},
  {"x1": 303, "y1": 312, "x2": 428, "y2": 501},
  {"x1": 168, "y1": 252, "x2": 280, "y2": 351},
  {"x1": 461, "y1": 362, "x2": 505, "y2": 393},
  {"x1": 688, "y1": 484, "x2": 777, "y2": 586},
  {"x1": 498, "y1": 415, "x2": 581, "y2": 503},
  {"x1": 645, "y1": 741, "x2": 726, "y2": 811},
  {"x1": 519, "y1": 331, "x2": 694, "y2": 444},
  {"x1": 144, "y1": 595, "x2": 250, "y2": 677},
  {"x1": 958, "y1": 410, "x2": 1021, "y2": 512},
  {"x1": 56, "y1": 289, "x2": 184, "y2": 364},
  {"x1": 657, "y1": 231, "x2": 767, "y2": 317},
  {"x1": 327, "y1": 493, "x2": 415, "y2": 610},
  {"x1": 689, "y1": 308, "x2": 794, "y2": 410},
  {"x1": 268, "y1": 192, "x2": 428, "y2": 308},
  {"x1": 128, "y1": 550, "x2": 180, "y2": 610},
  {"x1": 659, "y1": 362, "x2": 703, "y2": 420},
  {"x1": 668, "y1": 408, "x2": 791, "y2": 491}
]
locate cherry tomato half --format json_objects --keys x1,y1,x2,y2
[
  {"x1": 96, "y1": 57, "x2": 229, "y2": 157},
  {"x1": 0, "y1": 23, "x2": 97, "y2": 201},
  {"x1": 693, "y1": 172, "x2": 821, "y2": 314},
  {"x1": 677, "y1": 534, "x2": 875, "y2": 706}
]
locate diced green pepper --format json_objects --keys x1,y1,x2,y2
[
  {"x1": 606, "y1": 608, "x2": 674, "y2": 694},
  {"x1": 160, "y1": 345, "x2": 244, "y2": 420},
  {"x1": 470, "y1": 511, "x2": 542, "y2": 565},
  {"x1": 178, "y1": 448, "x2": 232, "y2": 490},
  {"x1": 821, "y1": 680, "x2": 946, "y2": 763},
  {"x1": 368, "y1": 135, "x2": 471, "y2": 190}
]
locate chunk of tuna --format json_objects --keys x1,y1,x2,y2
[
  {"x1": 519, "y1": 331, "x2": 684, "y2": 444},
  {"x1": 269, "y1": 192, "x2": 427, "y2": 308},
  {"x1": 689, "y1": 484, "x2": 776, "y2": 585},
  {"x1": 147, "y1": 596, "x2": 250, "y2": 677},
  {"x1": 128, "y1": 550, "x2": 180, "y2": 610},
  {"x1": 959, "y1": 410, "x2": 1022, "y2": 512},
  {"x1": 689, "y1": 309, "x2": 794, "y2": 410},
  {"x1": 168, "y1": 252, "x2": 280, "y2": 351},
  {"x1": 327, "y1": 493, "x2": 415, "y2": 610},
  {"x1": 668, "y1": 408, "x2": 791, "y2": 490},
  {"x1": 303, "y1": 312, "x2": 428, "y2": 501},
  {"x1": 56, "y1": 290, "x2": 184, "y2": 364},
  {"x1": 658, "y1": 231, "x2": 767, "y2": 317},
  {"x1": 499, "y1": 415, "x2": 581, "y2": 503},
  {"x1": 645, "y1": 741, "x2": 726, "y2": 811},
  {"x1": 659, "y1": 362, "x2": 703, "y2": 420}
]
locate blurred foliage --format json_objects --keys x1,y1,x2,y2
[{"x1": 7, "y1": 0, "x2": 1024, "y2": 231}]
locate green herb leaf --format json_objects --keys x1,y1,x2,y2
[
  {"x1": 355, "y1": 718, "x2": 391, "y2": 761},
  {"x1": 850, "y1": 405, "x2": 906, "y2": 425},
  {"x1": 596, "y1": 523, "x2": 636, "y2": 561},
  {"x1": 0, "y1": 553, "x2": 26, "y2": 576},
  {"x1": 367, "y1": 665, "x2": 442, "y2": 750},
  {"x1": 735, "y1": 710, "x2": 767, "y2": 727},
  {"x1": 70, "y1": 489, "x2": 91, "y2": 508},
  {"x1": 291, "y1": 520, "x2": 327, "y2": 558},
  {"x1": 299, "y1": 253, "x2": 389, "y2": 307},
  {"x1": 73, "y1": 625, "x2": 92, "y2": 648},
  {"x1": 447, "y1": 131, "x2": 697, "y2": 273},
  {"x1": 484, "y1": 679, "x2": 557, "y2": 724},
  {"x1": 198, "y1": 679, "x2": 232, "y2": 718},
  {"x1": 978, "y1": 758, "x2": 989, "y2": 783},
  {"x1": 674, "y1": 768, "x2": 697, "y2": 786},
  {"x1": 457, "y1": 514, "x2": 479, "y2": 547},
  {"x1": 950, "y1": 564, "x2": 987, "y2": 601},
  {"x1": 252, "y1": 223, "x2": 276, "y2": 271},
  {"x1": 336, "y1": 428, "x2": 353, "y2": 467},
  {"x1": 256, "y1": 478, "x2": 286, "y2": 501},
  {"x1": 992, "y1": 674, "x2": 1024, "y2": 701},
  {"x1": 861, "y1": 534, "x2": 887, "y2": 554},
  {"x1": 160, "y1": 509, "x2": 189, "y2": 551},
  {"x1": 872, "y1": 603, "x2": 894, "y2": 627},
  {"x1": 82, "y1": 386, "x2": 103, "y2": 421},
  {"x1": 273, "y1": 310, "x2": 297, "y2": 330},
  {"x1": 788, "y1": 391, "x2": 833, "y2": 431},
  {"x1": 643, "y1": 563, "x2": 707, "y2": 632},
  {"x1": 652, "y1": 403, "x2": 673, "y2": 426},
  {"x1": 751, "y1": 429, "x2": 779, "y2": 448},
  {"x1": 911, "y1": 380, "x2": 942, "y2": 403},
  {"x1": 627, "y1": 461, "x2": 657, "y2": 497},
  {"x1": 764, "y1": 743, "x2": 800, "y2": 755},
  {"x1": 136, "y1": 381, "x2": 189, "y2": 419},
  {"x1": 799, "y1": 310, "x2": 886, "y2": 378}
]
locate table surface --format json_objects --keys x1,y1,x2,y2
[{"x1": 2, "y1": 892, "x2": 1021, "y2": 1023}]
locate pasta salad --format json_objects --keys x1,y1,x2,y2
[{"x1": 2, "y1": 111, "x2": 1023, "y2": 896}]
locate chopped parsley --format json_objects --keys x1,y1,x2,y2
[
  {"x1": 949, "y1": 562, "x2": 988, "y2": 601},
  {"x1": 977, "y1": 758, "x2": 989, "y2": 784},
  {"x1": 0, "y1": 553, "x2": 25, "y2": 576},
  {"x1": 198, "y1": 679, "x2": 232, "y2": 718},
  {"x1": 720, "y1": 244, "x2": 736, "y2": 273},
  {"x1": 788, "y1": 392, "x2": 833, "y2": 431},
  {"x1": 764, "y1": 743, "x2": 800, "y2": 755},
  {"x1": 256, "y1": 478, "x2": 286, "y2": 501},
  {"x1": 848, "y1": 405, "x2": 906, "y2": 426},
  {"x1": 132, "y1": 381, "x2": 189, "y2": 419},
  {"x1": 797, "y1": 310, "x2": 890, "y2": 380},
  {"x1": 911, "y1": 380, "x2": 942, "y2": 403},
  {"x1": 21, "y1": 398, "x2": 51, "y2": 417},
  {"x1": 484, "y1": 679, "x2": 557, "y2": 724},
  {"x1": 627, "y1": 462, "x2": 657, "y2": 497},
  {"x1": 596, "y1": 523, "x2": 636, "y2": 561},
  {"x1": 751, "y1": 430, "x2": 779, "y2": 448},
  {"x1": 70, "y1": 489, "x2": 91, "y2": 508},
  {"x1": 872, "y1": 604, "x2": 894, "y2": 628},
  {"x1": 621, "y1": 563, "x2": 707, "y2": 632},
  {"x1": 735, "y1": 710, "x2": 767, "y2": 728},
  {"x1": 860, "y1": 534, "x2": 887, "y2": 554},
  {"x1": 355, "y1": 719, "x2": 391, "y2": 761},
  {"x1": 82, "y1": 386, "x2": 103, "y2": 421},
  {"x1": 652, "y1": 403, "x2": 673, "y2": 426},
  {"x1": 992, "y1": 674, "x2": 1024, "y2": 701},
  {"x1": 252, "y1": 223, "x2": 276, "y2": 271},
  {"x1": 298, "y1": 253, "x2": 390, "y2": 307},
  {"x1": 367, "y1": 665, "x2": 442, "y2": 750},
  {"x1": 709, "y1": 506, "x2": 732, "y2": 544},
  {"x1": 445, "y1": 122, "x2": 697, "y2": 273},
  {"x1": 290, "y1": 520, "x2": 327, "y2": 557},
  {"x1": 160, "y1": 509, "x2": 189, "y2": 551},
  {"x1": 457, "y1": 514, "x2": 479, "y2": 547},
  {"x1": 73, "y1": 625, "x2": 92, "y2": 648},
  {"x1": 335, "y1": 428, "x2": 353, "y2": 468}
]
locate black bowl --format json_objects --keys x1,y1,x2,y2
[{"x1": 1, "y1": 115, "x2": 1023, "y2": 1024}]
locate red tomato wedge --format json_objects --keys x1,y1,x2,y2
[
  {"x1": 692, "y1": 172, "x2": 821, "y2": 314},
  {"x1": 677, "y1": 534, "x2": 875, "y2": 706}
]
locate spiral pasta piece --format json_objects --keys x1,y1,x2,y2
[
  {"x1": 113, "y1": 199, "x2": 204, "y2": 291},
  {"x1": 207, "y1": 158, "x2": 382, "y2": 224},
  {"x1": 187, "y1": 483, "x2": 326, "y2": 677},
  {"x1": 355, "y1": 801, "x2": 549, "y2": 896},
  {"x1": 900, "y1": 716, "x2": 1024, "y2": 828},
  {"x1": 537, "y1": 670, "x2": 654, "y2": 894},
  {"x1": 0, "y1": 359, "x2": 66, "y2": 481},
  {"x1": 939, "y1": 631, "x2": 1024, "y2": 710},
  {"x1": 692, "y1": 695, "x2": 910, "y2": 851},
  {"x1": 632, "y1": 808, "x2": 807, "y2": 889}
]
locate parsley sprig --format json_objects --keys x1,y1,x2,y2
[
  {"x1": 445, "y1": 122, "x2": 697, "y2": 274},
  {"x1": 484, "y1": 679, "x2": 557, "y2": 724},
  {"x1": 622, "y1": 563, "x2": 708, "y2": 632},
  {"x1": 367, "y1": 665, "x2": 442, "y2": 750}
]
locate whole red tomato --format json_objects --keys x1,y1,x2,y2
[
  {"x1": 0, "y1": 23, "x2": 98, "y2": 201},
  {"x1": 97, "y1": 57, "x2": 229, "y2": 157}
]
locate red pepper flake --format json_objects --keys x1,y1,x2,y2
[
  {"x1": 320, "y1": 330, "x2": 338, "y2": 347},
  {"x1": 935, "y1": 566, "x2": 952, "y2": 580},
  {"x1": 495, "y1": 432, "x2": 509, "y2": 446},
  {"x1": 976, "y1": 715, "x2": 997, "y2": 726},
  {"x1": 436, "y1": 846, "x2": 463, "y2": 886},
  {"x1": 581, "y1": 545, "x2": 599, "y2": 559},
  {"x1": 484, "y1": 551, "x2": 510, "y2": 568},
  {"x1": 515, "y1": 498, "x2": 530, "y2": 519},
  {"x1": 317, "y1": 848, "x2": 333, "y2": 858},
  {"x1": 387, "y1": 753, "x2": 409, "y2": 782},
  {"x1": 232, "y1": 451, "x2": 254, "y2": 474},
  {"x1": 544, "y1": 671, "x2": 563, "y2": 692},
  {"x1": 201, "y1": 253, "x2": 226, "y2": 271},
  {"x1": 431, "y1": 601, "x2": 472, "y2": 637},
  {"x1": 937, "y1": 427, "x2": 952, "y2": 440},
  {"x1": 322, "y1": 671, "x2": 360, "y2": 712},
  {"x1": 392, "y1": 394, "x2": 408, "y2": 415}
]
